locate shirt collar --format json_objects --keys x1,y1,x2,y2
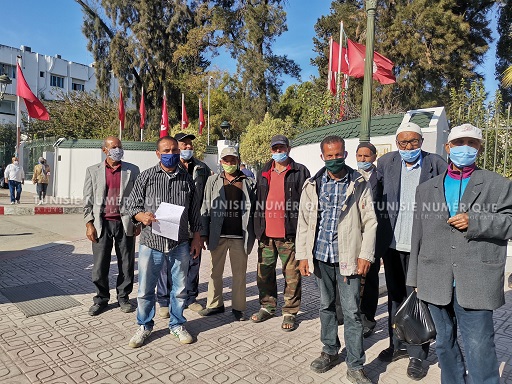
[
  {"x1": 323, "y1": 169, "x2": 349, "y2": 183},
  {"x1": 105, "y1": 160, "x2": 121, "y2": 171}
]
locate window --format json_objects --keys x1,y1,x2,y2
[
  {"x1": 0, "y1": 63, "x2": 15, "y2": 79},
  {"x1": 0, "y1": 100, "x2": 16, "y2": 116},
  {"x1": 71, "y1": 82, "x2": 84, "y2": 91},
  {"x1": 40, "y1": 71, "x2": 45, "y2": 78},
  {"x1": 50, "y1": 75, "x2": 64, "y2": 88}
]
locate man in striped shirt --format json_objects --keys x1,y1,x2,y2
[{"x1": 126, "y1": 136, "x2": 202, "y2": 348}]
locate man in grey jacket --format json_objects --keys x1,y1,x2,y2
[
  {"x1": 296, "y1": 136, "x2": 377, "y2": 384},
  {"x1": 83, "y1": 136, "x2": 140, "y2": 316},
  {"x1": 198, "y1": 146, "x2": 257, "y2": 321},
  {"x1": 407, "y1": 124, "x2": 512, "y2": 384}
]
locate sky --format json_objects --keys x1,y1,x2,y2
[{"x1": 1, "y1": 0, "x2": 499, "y2": 100}]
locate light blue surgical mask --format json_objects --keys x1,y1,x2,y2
[
  {"x1": 399, "y1": 148, "x2": 421, "y2": 163},
  {"x1": 357, "y1": 161, "x2": 373, "y2": 171},
  {"x1": 272, "y1": 152, "x2": 288, "y2": 163},
  {"x1": 180, "y1": 149, "x2": 194, "y2": 161},
  {"x1": 449, "y1": 145, "x2": 478, "y2": 168}
]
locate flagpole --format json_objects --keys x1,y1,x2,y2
[
  {"x1": 119, "y1": 86, "x2": 122, "y2": 140},
  {"x1": 140, "y1": 86, "x2": 144, "y2": 142},
  {"x1": 337, "y1": 21, "x2": 343, "y2": 97},
  {"x1": 15, "y1": 56, "x2": 22, "y2": 157},
  {"x1": 360, "y1": 0, "x2": 377, "y2": 142},
  {"x1": 207, "y1": 76, "x2": 213, "y2": 146},
  {"x1": 181, "y1": 93, "x2": 184, "y2": 130},
  {"x1": 328, "y1": 37, "x2": 333, "y2": 93}
]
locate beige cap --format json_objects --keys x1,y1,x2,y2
[
  {"x1": 396, "y1": 122, "x2": 423, "y2": 137},
  {"x1": 447, "y1": 123, "x2": 483, "y2": 142},
  {"x1": 220, "y1": 146, "x2": 239, "y2": 159}
]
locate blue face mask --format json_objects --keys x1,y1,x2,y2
[
  {"x1": 160, "y1": 153, "x2": 180, "y2": 169},
  {"x1": 180, "y1": 149, "x2": 194, "y2": 161},
  {"x1": 399, "y1": 148, "x2": 421, "y2": 163},
  {"x1": 357, "y1": 161, "x2": 373, "y2": 171},
  {"x1": 272, "y1": 152, "x2": 288, "y2": 163},
  {"x1": 449, "y1": 145, "x2": 478, "y2": 168}
]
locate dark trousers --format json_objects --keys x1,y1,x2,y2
[
  {"x1": 36, "y1": 183, "x2": 48, "y2": 200},
  {"x1": 314, "y1": 259, "x2": 365, "y2": 371},
  {"x1": 157, "y1": 239, "x2": 201, "y2": 307},
  {"x1": 335, "y1": 258, "x2": 380, "y2": 330},
  {"x1": 8, "y1": 180, "x2": 21, "y2": 203},
  {"x1": 91, "y1": 219, "x2": 135, "y2": 305},
  {"x1": 383, "y1": 248, "x2": 429, "y2": 359},
  {"x1": 428, "y1": 289, "x2": 499, "y2": 384}
]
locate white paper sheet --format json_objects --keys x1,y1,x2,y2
[{"x1": 151, "y1": 202, "x2": 185, "y2": 240}]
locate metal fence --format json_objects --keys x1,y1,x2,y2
[{"x1": 22, "y1": 137, "x2": 56, "y2": 179}]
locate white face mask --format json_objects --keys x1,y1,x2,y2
[{"x1": 13, "y1": 161, "x2": 19, "y2": 165}]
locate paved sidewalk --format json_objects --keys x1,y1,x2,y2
[
  {"x1": 0, "y1": 238, "x2": 510, "y2": 383},
  {"x1": 0, "y1": 189, "x2": 82, "y2": 215}
]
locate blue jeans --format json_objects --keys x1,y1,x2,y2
[
  {"x1": 136, "y1": 242, "x2": 190, "y2": 330},
  {"x1": 8, "y1": 180, "x2": 22, "y2": 203},
  {"x1": 314, "y1": 259, "x2": 365, "y2": 371},
  {"x1": 428, "y1": 289, "x2": 499, "y2": 384}
]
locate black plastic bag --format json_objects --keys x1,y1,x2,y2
[{"x1": 393, "y1": 291, "x2": 436, "y2": 345}]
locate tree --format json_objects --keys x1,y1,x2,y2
[
  {"x1": 496, "y1": 0, "x2": 512, "y2": 103},
  {"x1": 0, "y1": 123, "x2": 17, "y2": 166}
]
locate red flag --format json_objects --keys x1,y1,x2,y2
[
  {"x1": 181, "y1": 94, "x2": 189, "y2": 129},
  {"x1": 198, "y1": 98, "x2": 205, "y2": 135},
  {"x1": 327, "y1": 38, "x2": 349, "y2": 95},
  {"x1": 118, "y1": 87, "x2": 125, "y2": 130},
  {"x1": 139, "y1": 87, "x2": 145, "y2": 129},
  {"x1": 160, "y1": 91, "x2": 169, "y2": 137},
  {"x1": 16, "y1": 63, "x2": 49, "y2": 120},
  {"x1": 346, "y1": 39, "x2": 396, "y2": 84}
]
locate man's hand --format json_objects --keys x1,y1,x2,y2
[
  {"x1": 299, "y1": 260, "x2": 310, "y2": 276},
  {"x1": 86, "y1": 222, "x2": 98, "y2": 243},
  {"x1": 135, "y1": 211, "x2": 157, "y2": 226},
  {"x1": 357, "y1": 258, "x2": 371, "y2": 277},
  {"x1": 447, "y1": 213, "x2": 469, "y2": 230},
  {"x1": 190, "y1": 233, "x2": 202, "y2": 259},
  {"x1": 200, "y1": 236, "x2": 208, "y2": 250},
  {"x1": 133, "y1": 225, "x2": 141, "y2": 237}
]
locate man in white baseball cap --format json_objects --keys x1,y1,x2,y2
[
  {"x1": 407, "y1": 123, "x2": 512, "y2": 383},
  {"x1": 375, "y1": 120, "x2": 447, "y2": 379}
]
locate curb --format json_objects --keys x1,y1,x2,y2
[{"x1": 0, "y1": 206, "x2": 83, "y2": 215}]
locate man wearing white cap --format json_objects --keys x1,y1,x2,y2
[
  {"x1": 376, "y1": 122, "x2": 447, "y2": 380},
  {"x1": 407, "y1": 124, "x2": 512, "y2": 383}
]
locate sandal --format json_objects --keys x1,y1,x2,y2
[
  {"x1": 281, "y1": 314, "x2": 296, "y2": 332},
  {"x1": 251, "y1": 309, "x2": 274, "y2": 323}
]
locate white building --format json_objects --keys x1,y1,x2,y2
[{"x1": 0, "y1": 44, "x2": 127, "y2": 125}]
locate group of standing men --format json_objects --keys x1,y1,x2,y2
[{"x1": 83, "y1": 120, "x2": 511, "y2": 384}]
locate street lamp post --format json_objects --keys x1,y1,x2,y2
[
  {"x1": 359, "y1": 0, "x2": 377, "y2": 143},
  {"x1": 207, "y1": 76, "x2": 213, "y2": 146},
  {"x1": 0, "y1": 74, "x2": 12, "y2": 103}
]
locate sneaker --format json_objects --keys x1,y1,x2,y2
[
  {"x1": 119, "y1": 301, "x2": 134, "y2": 313},
  {"x1": 198, "y1": 305, "x2": 225, "y2": 317},
  {"x1": 88, "y1": 303, "x2": 107, "y2": 316},
  {"x1": 37, "y1": 200, "x2": 43, "y2": 205},
  {"x1": 158, "y1": 306, "x2": 170, "y2": 319},
  {"x1": 10, "y1": 202, "x2": 14, "y2": 205},
  {"x1": 170, "y1": 325, "x2": 193, "y2": 344},
  {"x1": 346, "y1": 369, "x2": 372, "y2": 384},
  {"x1": 187, "y1": 302, "x2": 203, "y2": 312},
  {"x1": 310, "y1": 352, "x2": 339, "y2": 373},
  {"x1": 129, "y1": 325, "x2": 152, "y2": 348}
]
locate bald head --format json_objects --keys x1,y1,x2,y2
[{"x1": 102, "y1": 136, "x2": 122, "y2": 151}]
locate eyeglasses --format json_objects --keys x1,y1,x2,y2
[{"x1": 396, "y1": 139, "x2": 421, "y2": 149}]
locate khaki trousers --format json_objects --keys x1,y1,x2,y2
[{"x1": 206, "y1": 238, "x2": 248, "y2": 311}]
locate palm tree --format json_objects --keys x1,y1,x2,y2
[{"x1": 502, "y1": 65, "x2": 512, "y2": 88}]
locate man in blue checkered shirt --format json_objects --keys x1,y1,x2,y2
[{"x1": 295, "y1": 136, "x2": 377, "y2": 384}]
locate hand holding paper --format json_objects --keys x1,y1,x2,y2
[{"x1": 151, "y1": 202, "x2": 185, "y2": 240}]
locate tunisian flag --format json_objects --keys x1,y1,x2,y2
[
  {"x1": 181, "y1": 94, "x2": 189, "y2": 129},
  {"x1": 16, "y1": 64, "x2": 49, "y2": 120},
  {"x1": 198, "y1": 98, "x2": 205, "y2": 135},
  {"x1": 160, "y1": 91, "x2": 169, "y2": 137},
  {"x1": 346, "y1": 39, "x2": 396, "y2": 84},
  {"x1": 327, "y1": 38, "x2": 348, "y2": 95},
  {"x1": 139, "y1": 87, "x2": 145, "y2": 129},
  {"x1": 118, "y1": 87, "x2": 125, "y2": 130}
]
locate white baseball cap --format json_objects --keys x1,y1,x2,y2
[
  {"x1": 396, "y1": 122, "x2": 423, "y2": 137},
  {"x1": 447, "y1": 124, "x2": 483, "y2": 143}
]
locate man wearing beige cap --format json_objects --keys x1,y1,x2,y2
[
  {"x1": 376, "y1": 122, "x2": 447, "y2": 380},
  {"x1": 198, "y1": 146, "x2": 257, "y2": 321},
  {"x1": 407, "y1": 123, "x2": 512, "y2": 383}
]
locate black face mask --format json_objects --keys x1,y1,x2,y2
[{"x1": 324, "y1": 158, "x2": 346, "y2": 174}]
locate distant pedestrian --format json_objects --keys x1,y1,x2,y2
[
  {"x1": 408, "y1": 124, "x2": 512, "y2": 384},
  {"x1": 32, "y1": 157, "x2": 51, "y2": 205},
  {"x1": 0, "y1": 164, "x2": 5, "y2": 188},
  {"x1": 4, "y1": 157, "x2": 24, "y2": 204},
  {"x1": 240, "y1": 163, "x2": 255, "y2": 178},
  {"x1": 251, "y1": 134, "x2": 310, "y2": 331},
  {"x1": 156, "y1": 132, "x2": 211, "y2": 317},
  {"x1": 126, "y1": 136, "x2": 202, "y2": 348},
  {"x1": 83, "y1": 136, "x2": 140, "y2": 316},
  {"x1": 198, "y1": 147, "x2": 257, "y2": 321}
]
